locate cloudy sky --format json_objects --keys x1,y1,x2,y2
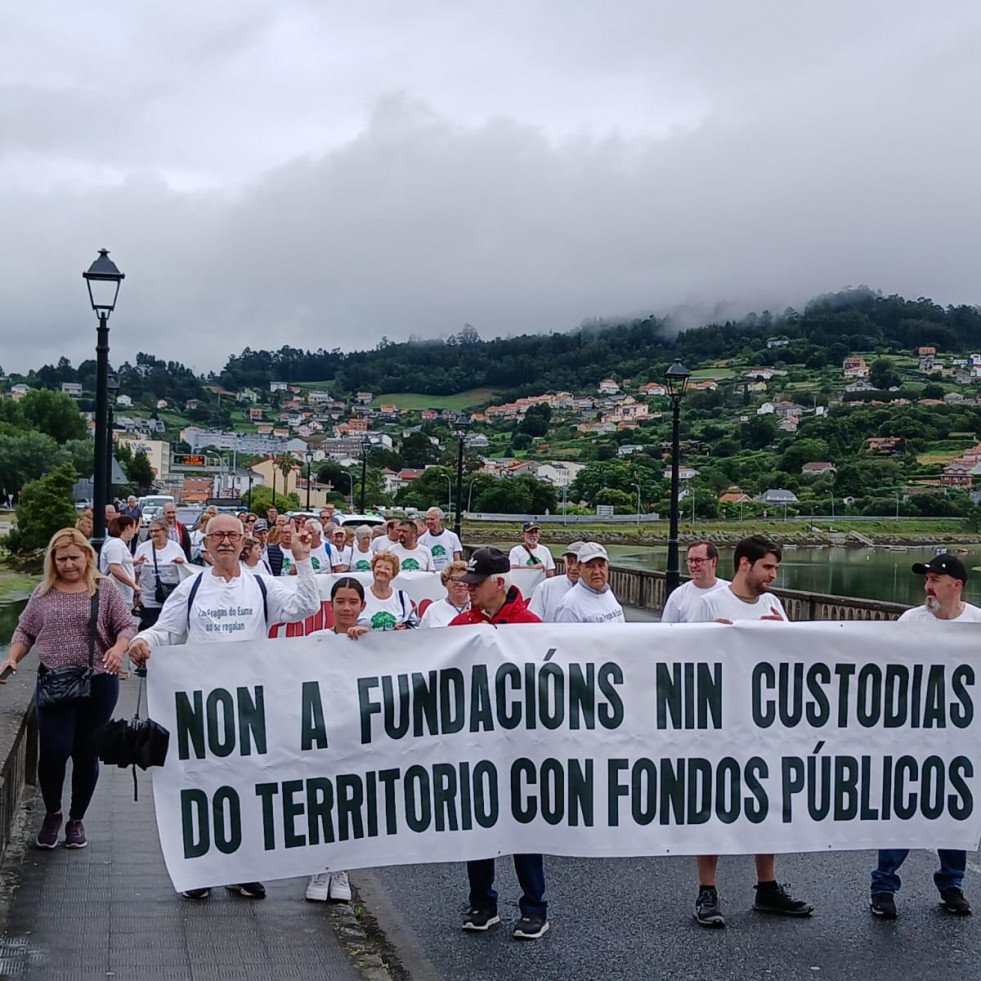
[{"x1": 3, "y1": 0, "x2": 980, "y2": 374}]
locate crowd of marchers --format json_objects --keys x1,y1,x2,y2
[{"x1": 3, "y1": 505, "x2": 977, "y2": 941}]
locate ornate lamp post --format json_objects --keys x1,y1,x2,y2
[
  {"x1": 106, "y1": 376, "x2": 119, "y2": 507},
  {"x1": 359, "y1": 438, "x2": 369, "y2": 513},
  {"x1": 454, "y1": 425, "x2": 467, "y2": 539},
  {"x1": 305, "y1": 447, "x2": 314, "y2": 511},
  {"x1": 82, "y1": 250, "x2": 124, "y2": 554},
  {"x1": 664, "y1": 360, "x2": 691, "y2": 596}
]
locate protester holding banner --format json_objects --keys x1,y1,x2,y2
[
  {"x1": 449, "y1": 547, "x2": 549, "y2": 940},
  {"x1": 128, "y1": 513, "x2": 321, "y2": 902},
  {"x1": 554, "y1": 543, "x2": 624, "y2": 624},
  {"x1": 528, "y1": 541, "x2": 583, "y2": 621},
  {"x1": 419, "y1": 560, "x2": 470, "y2": 628},
  {"x1": 361, "y1": 552, "x2": 419, "y2": 630},
  {"x1": 869, "y1": 553, "x2": 978, "y2": 920},
  {"x1": 660, "y1": 541, "x2": 730, "y2": 623},
  {"x1": 3, "y1": 528, "x2": 135, "y2": 850},
  {"x1": 687, "y1": 535, "x2": 813, "y2": 927}
]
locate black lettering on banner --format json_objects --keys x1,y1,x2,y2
[
  {"x1": 469, "y1": 665, "x2": 494, "y2": 732},
  {"x1": 176, "y1": 686, "x2": 266, "y2": 760},
  {"x1": 833, "y1": 756, "x2": 859, "y2": 821},
  {"x1": 657, "y1": 663, "x2": 722, "y2": 730},
  {"x1": 383, "y1": 675, "x2": 410, "y2": 739},
  {"x1": 255, "y1": 782, "x2": 279, "y2": 850},
  {"x1": 432, "y1": 763, "x2": 459, "y2": 831},
  {"x1": 511, "y1": 758, "x2": 536, "y2": 824},
  {"x1": 856, "y1": 665, "x2": 881, "y2": 727},
  {"x1": 631, "y1": 758, "x2": 658, "y2": 826},
  {"x1": 495, "y1": 664, "x2": 522, "y2": 729},
  {"x1": 568, "y1": 664, "x2": 596, "y2": 729},
  {"x1": 835, "y1": 663, "x2": 855, "y2": 727},
  {"x1": 404, "y1": 765, "x2": 432, "y2": 832},
  {"x1": 337, "y1": 774, "x2": 365, "y2": 841},
  {"x1": 307, "y1": 777, "x2": 335, "y2": 845},
  {"x1": 439, "y1": 669, "x2": 465, "y2": 734},
  {"x1": 924, "y1": 666, "x2": 946, "y2": 728},
  {"x1": 920, "y1": 756, "x2": 945, "y2": 820},
  {"x1": 282, "y1": 779, "x2": 306, "y2": 848},
  {"x1": 805, "y1": 663, "x2": 831, "y2": 727},
  {"x1": 568, "y1": 759, "x2": 594, "y2": 827},
  {"x1": 459, "y1": 761, "x2": 474, "y2": 831},
  {"x1": 597, "y1": 663, "x2": 624, "y2": 729},
  {"x1": 951, "y1": 665, "x2": 975, "y2": 728},
  {"x1": 884, "y1": 666, "x2": 909, "y2": 728},
  {"x1": 176, "y1": 692, "x2": 206, "y2": 760},
  {"x1": 473, "y1": 761, "x2": 499, "y2": 828},
  {"x1": 859, "y1": 756, "x2": 880, "y2": 820},
  {"x1": 781, "y1": 757, "x2": 804, "y2": 823},
  {"x1": 206, "y1": 690, "x2": 235, "y2": 758},
  {"x1": 608, "y1": 759, "x2": 629, "y2": 826},
  {"x1": 752, "y1": 663, "x2": 776, "y2": 728},
  {"x1": 893, "y1": 755, "x2": 918, "y2": 819},
  {"x1": 539, "y1": 664, "x2": 565, "y2": 730},
  {"x1": 412, "y1": 671, "x2": 439, "y2": 736},
  {"x1": 949, "y1": 756, "x2": 974, "y2": 820},
  {"x1": 378, "y1": 769, "x2": 400, "y2": 835},
  {"x1": 300, "y1": 681, "x2": 328, "y2": 750},
  {"x1": 212, "y1": 786, "x2": 242, "y2": 854},
  {"x1": 365, "y1": 771, "x2": 378, "y2": 838},
  {"x1": 686, "y1": 758, "x2": 712, "y2": 825},
  {"x1": 358, "y1": 677, "x2": 381, "y2": 744},
  {"x1": 715, "y1": 757, "x2": 741, "y2": 824},
  {"x1": 744, "y1": 758, "x2": 769, "y2": 823},
  {"x1": 181, "y1": 789, "x2": 209, "y2": 858}
]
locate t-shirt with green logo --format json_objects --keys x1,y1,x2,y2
[
  {"x1": 389, "y1": 543, "x2": 435, "y2": 573},
  {"x1": 361, "y1": 589, "x2": 417, "y2": 630},
  {"x1": 419, "y1": 530, "x2": 462, "y2": 572}
]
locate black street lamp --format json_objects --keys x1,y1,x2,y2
[
  {"x1": 454, "y1": 426, "x2": 467, "y2": 539},
  {"x1": 106, "y1": 376, "x2": 119, "y2": 508},
  {"x1": 82, "y1": 250, "x2": 124, "y2": 554},
  {"x1": 359, "y1": 438, "x2": 369, "y2": 513},
  {"x1": 305, "y1": 447, "x2": 314, "y2": 511},
  {"x1": 664, "y1": 360, "x2": 691, "y2": 596},
  {"x1": 247, "y1": 470, "x2": 254, "y2": 507}
]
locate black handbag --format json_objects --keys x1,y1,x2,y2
[
  {"x1": 152, "y1": 546, "x2": 177, "y2": 605},
  {"x1": 36, "y1": 590, "x2": 98, "y2": 709}
]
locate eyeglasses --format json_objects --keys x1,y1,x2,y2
[
  {"x1": 209, "y1": 531, "x2": 242, "y2": 542},
  {"x1": 244, "y1": 517, "x2": 257, "y2": 523},
  {"x1": 687, "y1": 557, "x2": 712, "y2": 566}
]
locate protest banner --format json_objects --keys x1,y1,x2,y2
[{"x1": 147, "y1": 619, "x2": 981, "y2": 892}]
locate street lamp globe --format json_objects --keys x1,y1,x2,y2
[
  {"x1": 664, "y1": 360, "x2": 691, "y2": 399},
  {"x1": 82, "y1": 249, "x2": 125, "y2": 317}
]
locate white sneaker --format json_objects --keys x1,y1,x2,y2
[
  {"x1": 305, "y1": 871, "x2": 331, "y2": 902},
  {"x1": 328, "y1": 870, "x2": 352, "y2": 902}
]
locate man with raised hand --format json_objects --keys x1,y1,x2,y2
[
  {"x1": 388, "y1": 519, "x2": 435, "y2": 572},
  {"x1": 419, "y1": 506, "x2": 463, "y2": 572},
  {"x1": 508, "y1": 521, "x2": 555, "y2": 578},
  {"x1": 688, "y1": 535, "x2": 813, "y2": 928},
  {"x1": 661, "y1": 541, "x2": 729, "y2": 622},
  {"x1": 127, "y1": 512, "x2": 321, "y2": 902},
  {"x1": 868, "y1": 553, "x2": 979, "y2": 921},
  {"x1": 449, "y1": 548, "x2": 549, "y2": 940},
  {"x1": 554, "y1": 543, "x2": 624, "y2": 623},
  {"x1": 528, "y1": 541, "x2": 584, "y2": 621}
]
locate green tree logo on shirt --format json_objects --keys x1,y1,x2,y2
[
  {"x1": 354, "y1": 559, "x2": 371, "y2": 571},
  {"x1": 431, "y1": 544, "x2": 446, "y2": 558},
  {"x1": 311, "y1": 557, "x2": 321, "y2": 570},
  {"x1": 371, "y1": 611, "x2": 398, "y2": 630},
  {"x1": 401, "y1": 558, "x2": 421, "y2": 571},
  {"x1": 525, "y1": 555, "x2": 541, "y2": 566}
]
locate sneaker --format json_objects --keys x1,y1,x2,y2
[
  {"x1": 64, "y1": 819, "x2": 87, "y2": 849},
  {"x1": 752, "y1": 882, "x2": 814, "y2": 917},
  {"x1": 181, "y1": 888, "x2": 211, "y2": 900},
  {"x1": 870, "y1": 892, "x2": 897, "y2": 919},
  {"x1": 695, "y1": 886, "x2": 726, "y2": 928},
  {"x1": 226, "y1": 882, "x2": 266, "y2": 899},
  {"x1": 306, "y1": 872, "x2": 331, "y2": 902},
  {"x1": 940, "y1": 887, "x2": 972, "y2": 916},
  {"x1": 462, "y1": 908, "x2": 501, "y2": 931},
  {"x1": 35, "y1": 813, "x2": 62, "y2": 850},
  {"x1": 328, "y1": 870, "x2": 352, "y2": 902},
  {"x1": 512, "y1": 915, "x2": 550, "y2": 940}
]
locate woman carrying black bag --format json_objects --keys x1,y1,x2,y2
[
  {"x1": 1, "y1": 528, "x2": 135, "y2": 849},
  {"x1": 133, "y1": 518, "x2": 186, "y2": 628}
]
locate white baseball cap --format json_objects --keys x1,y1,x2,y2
[{"x1": 577, "y1": 542, "x2": 609, "y2": 564}]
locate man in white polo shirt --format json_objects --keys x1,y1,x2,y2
[
  {"x1": 661, "y1": 541, "x2": 729, "y2": 622},
  {"x1": 508, "y1": 522, "x2": 555, "y2": 578},
  {"x1": 688, "y1": 535, "x2": 812, "y2": 928},
  {"x1": 554, "y1": 543, "x2": 624, "y2": 624},
  {"x1": 528, "y1": 542, "x2": 584, "y2": 621}
]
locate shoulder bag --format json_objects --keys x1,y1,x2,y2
[{"x1": 36, "y1": 589, "x2": 99, "y2": 708}]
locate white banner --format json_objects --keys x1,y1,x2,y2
[{"x1": 147, "y1": 620, "x2": 981, "y2": 892}]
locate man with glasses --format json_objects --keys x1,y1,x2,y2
[
  {"x1": 128, "y1": 513, "x2": 320, "y2": 902},
  {"x1": 161, "y1": 503, "x2": 192, "y2": 561},
  {"x1": 528, "y1": 541, "x2": 584, "y2": 621},
  {"x1": 660, "y1": 541, "x2": 729, "y2": 623}
]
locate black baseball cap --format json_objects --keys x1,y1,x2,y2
[
  {"x1": 459, "y1": 547, "x2": 510, "y2": 583},
  {"x1": 522, "y1": 521, "x2": 540, "y2": 532},
  {"x1": 911, "y1": 555, "x2": 968, "y2": 583}
]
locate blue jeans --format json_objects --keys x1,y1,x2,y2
[
  {"x1": 467, "y1": 854, "x2": 547, "y2": 917},
  {"x1": 871, "y1": 849, "x2": 966, "y2": 895}
]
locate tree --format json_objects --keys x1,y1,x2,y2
[
  {"x1": 243, "y1": 485, "x2": 300, "y2": 514},
  {"x1": 126, "y1": 450, "x2": 156, "y2": 494},
  {"x1": 869, "y1": 358, "x2": 900, "y2": 390},
  {"x1": 8, "y1": 463, "x2": 77, "y2": 551},
  {"x1": 19, "y1": 388, "x2": 86, "y2": 443},
  {"x1": 0, "y1": 432, "x2": 67, "y2": 497},
  {"x1": 401, "y1": 432, "x2": 439, "y2": 468}
]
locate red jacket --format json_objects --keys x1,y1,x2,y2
[{"x1": 450, "y1": 586, "x2": 542, "y2": 626}]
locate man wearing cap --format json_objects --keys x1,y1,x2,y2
[
  {"x1": 420, "y1": 506, "x2": 463, "y2": 572},
  {"x1": 252, "y1": 519, "x2": 274, "y2": 574},
  {"x1": 868, "y1": 552, "x2": 980, "y2": 920},
  {"x1": 508, "y1": 522, "x2": 555, "y2": 578},
  {"x1": 528, "y1": 541, "x2": 584, "y2": 621},
  {"x1": 554, "y1": 543, "x2": 625, "y2": 623},
  {"x1": 661, "y1": 541, "x2": 730, "y2": 622},
  {"x1": 449, "y1": 548, "x2": 549, "y2": 939}
]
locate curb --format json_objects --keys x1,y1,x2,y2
[{"x1": 326, "y1": 889, "x2": 406, "y2": 981}]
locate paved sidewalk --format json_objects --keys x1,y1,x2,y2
[{"x1": 0, "y1": 679, "x2": 362, "y2": 981}]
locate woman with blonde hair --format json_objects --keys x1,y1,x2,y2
[
  {"x1": 1, "y1": 528, "x2": 135, "y2": 850},
  {"x1": 75, "y1": 508, "x2": 94, "y2": 539},
  {"x1": 361, "y1": 552, "x2": 418, "y2": 630},
  {"x1": 419, "y1": 560, "x2": 470, "y2": 628}
]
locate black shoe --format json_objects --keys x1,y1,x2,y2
[
  {"x1": 462, "y1": 907, "x2": 500, "y2": 931},
  {"x1": 695, "y1": 886, "x2": 725, "y2": 928},
  {"x1": 870, "y1": 892, "x2": 897, "y2": 919},
  {"x1": 181, "y1": 888, "x2": 211, "y2": 900},
  {"x1": 752, "y1": 882, "x2": 814, "y2": 917},
  {"x1": 226, "y1": 882, "x2": 266, "y2": 899},
  {"x1": 512, "y1": 915, "x2": 549, "y2": 940},
  {"x1": 940, "y1": 887, "x2": 972, "y2": 916}
]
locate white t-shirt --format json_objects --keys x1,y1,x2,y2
[
  {"x1": 134, "y1": 560, "x2": 320, "y2": 647},
  {"x1": 554, "y1": 582, "x2": 625, "y2": 624},
  {"x1": 661, "y1": 578, "x2": 731, "y2": 623},
  {"x1": 528, "y1": 575, "x2": 577, "y2": 622},
  {"x1": 509, "y1": 543, "x2": 556, "y2": 572},
  {"x1": 419, "y1": 598, "x2": 469, "y2": 628},
  {"x1": 348, "y1": 547, "x2": 375, "y2": 573},
  {"x1": 419, "y1": 529, "x2": 463, "y2": 571},
  {"x1": 134, "y1": 539, "x2": 186, "y2": 609},
  {"x1": 332, "y1": 545, "x2": 353, "y2": 569},
  {"x1": 361, "y1": 588, "x2": 418, "y2": 631},
  {"x1": 898, "y1": 602, "x2": 981, "y2": 623},
  {"x1": 279, "y1": 548, "x2": 296, "y2": 576},
  {"x1": 372, "y1": 536, "x2": 401, "y2": 554},
  {"x1": 388, "y1": 543, "x2": 435, "y2": 573},
  {"x1": 99, "y1": 537, "x2": 136, "y2": 606},
  {"x1": 691, "y1": 586, "x2": 787, "y2": 623},
  {"x1": 309, "y1": 543, "x2": 335, "y2": 574}
]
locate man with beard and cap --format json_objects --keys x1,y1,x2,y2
[
  {"x1": 449, "y1": 548, "x2": 548, "y2": 939},
  {"x1": 508, "y1": 521, "x2": 555, "y2": 578},
  {"x1": 127, "y1": 512, "x2": 321, "y2": 902},
  {"x1": 868, "y1": 553, "x2": 979, "y2": 921},
  {"x1": 528, "y1": 541, "x2": 585, "y2": 621}
]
